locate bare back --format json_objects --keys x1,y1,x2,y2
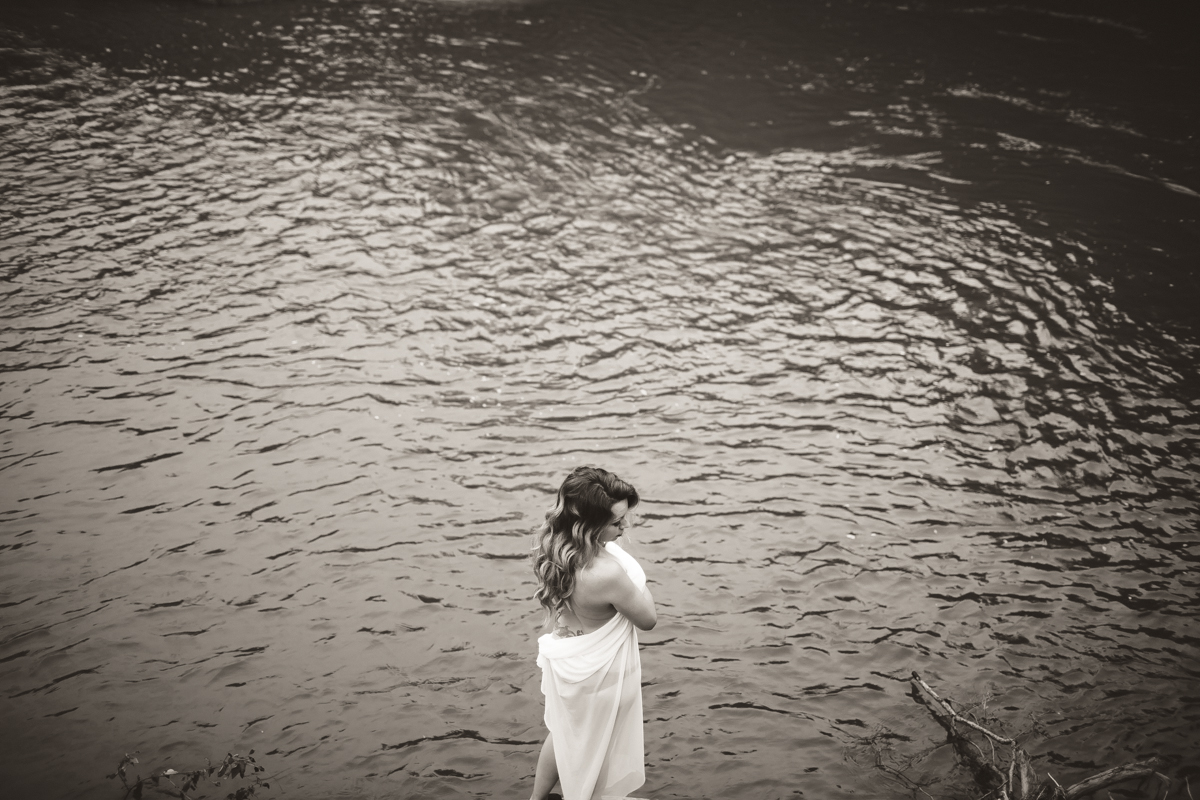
[
  {"x1": 554, "y1": 551, "x2": 624, "y2": 635},
  {"x1": 553, "y1": 546, "x2": 656, "y2": 636}
]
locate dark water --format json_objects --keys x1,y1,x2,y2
[{"x1": 1, "y1": 1, "x2": 1198, "y2": 798}]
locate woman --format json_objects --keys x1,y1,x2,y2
[{"x1": 530, "y1": 466, "x2": 657, "y2": 800}]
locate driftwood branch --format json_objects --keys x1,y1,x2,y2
[
  {"x1": 911, "y1": 672, "x2": 1015, "y2": 745},
  {"x1": 1061, "y1": 760, "x2": 1167, "y2": 800},
  {"x1": 910, "y1": 671, "x2": 1009, "y2": 796},
  {"x1": 908, "y1": 672, "x2": 1169, "y2": 800}
]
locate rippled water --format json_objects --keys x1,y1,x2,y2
[{"x1": 2, "y1": 1, "x2": 1198, "y2": 798}]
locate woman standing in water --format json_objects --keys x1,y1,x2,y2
[{"x1": 530, "y1": 467, "x2": 657, "y2": 800}]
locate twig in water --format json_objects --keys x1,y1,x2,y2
[
  {"x1": 911, "y1": 672, "x2": 1016, "y2": 746},
  {"x1": 907, "y1": 673, "x2": 1169, "y2": 800},
  {"x1": 1153, "y1": 771, "x2": 1171, "y2": 800}
]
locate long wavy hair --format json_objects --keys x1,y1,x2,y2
[{"x1": 532, "y1": 466, "x2": 640, "y2": 626}]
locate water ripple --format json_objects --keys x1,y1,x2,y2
[{"x1": 2, "y1": 2, "x2": 1198, "y2": 798}]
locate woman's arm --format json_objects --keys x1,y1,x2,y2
[{"x1": 592, "y1": 559, "x2": 657, "y2": 631}]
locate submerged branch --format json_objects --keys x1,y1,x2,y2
[
  {"x1": 911, "y1": 672, "x2": 1015, "y2": 746},
  {"x1": 1061, "y1": 760, "x2": 1166, "y2": 800},
  {"x1": 906, "y1": 672, "x2": 1170, "y2": 800}
]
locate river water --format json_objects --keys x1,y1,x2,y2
[{"x1": 1, "y1": 0, "x2": 1197, "y2": 798}]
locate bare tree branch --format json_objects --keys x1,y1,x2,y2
[
  {"x1": 911, "y1": 672, "x2": 1016, "y2": 746},
  {"x1": 903, "y1": 673, "x2": 1171, "y2": 800}
]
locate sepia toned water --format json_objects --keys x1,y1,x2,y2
[{"x1": 1, "y1": 1, "x2": 1198, "y2": 798}]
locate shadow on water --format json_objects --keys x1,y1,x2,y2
[{"x1": 0, "y1": 0, "x2": 1197, "y2": 798}]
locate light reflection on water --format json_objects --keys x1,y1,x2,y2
[{"x1": 1, "y1": 1, "x2": 1198, "y2": 798}]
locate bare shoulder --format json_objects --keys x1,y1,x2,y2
[{"x1": 576, "y1": 551, "x2": 627, "y2": 589}]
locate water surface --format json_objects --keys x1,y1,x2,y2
[{"x1": 1, "y1": 1, "x2": 1198, "y2": 798}]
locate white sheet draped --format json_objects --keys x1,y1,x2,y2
[{"x1": 537, "y1": 541, "x2": 646, "y2": 800}]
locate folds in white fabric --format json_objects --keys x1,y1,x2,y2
[{"x1": 537, "y1": 541, "x2": 647, "y2": 800}]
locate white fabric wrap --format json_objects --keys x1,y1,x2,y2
[{"x1": 537, "y1": 541, "x2": 647, "y2": 800}]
